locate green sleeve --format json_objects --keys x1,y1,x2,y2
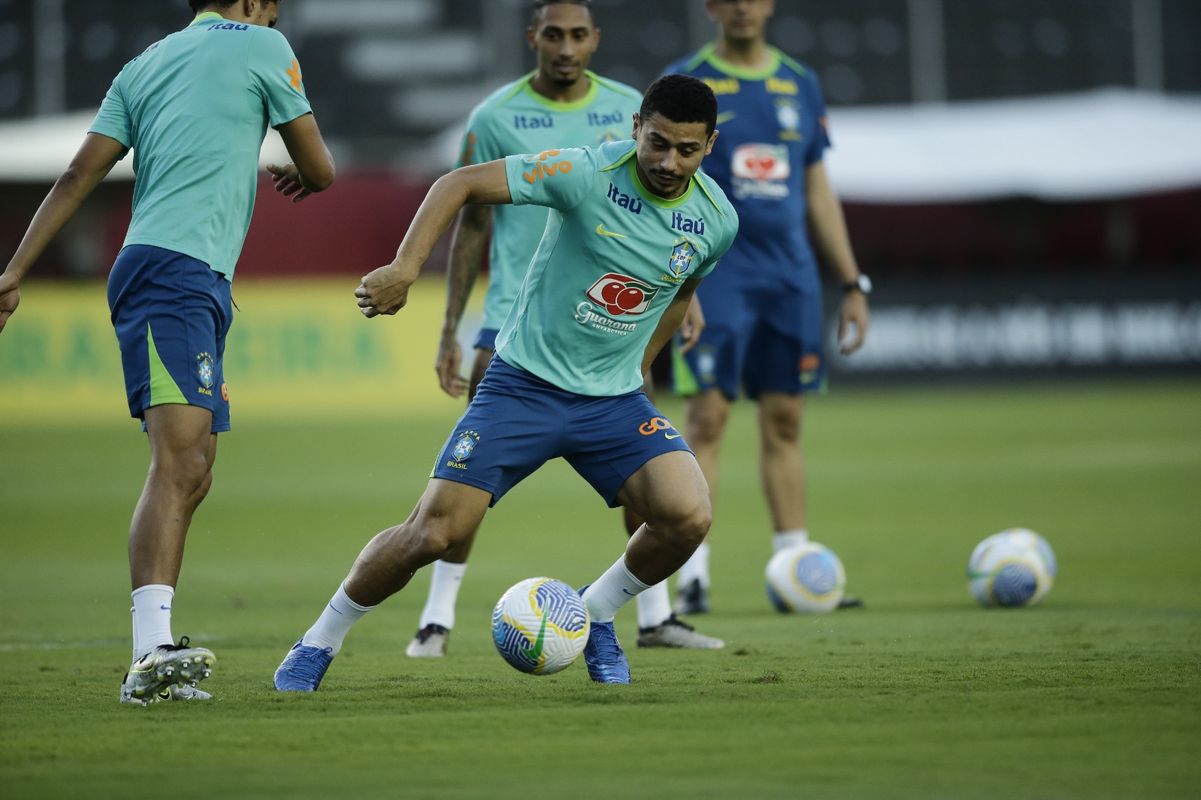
[{"x1": 504, "y1": 147, "x2": 596, "y2": 211}]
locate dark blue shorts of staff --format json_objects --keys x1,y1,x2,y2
[
  {"x1": 677, "y1": 280, "x2": 826, "y2": 399},
  {"x1": 431, "y1": 357, "x2": 692, "y2": 507},
  {"x1": 106, "y1": 245, "x2": 233, "y2": 433}
]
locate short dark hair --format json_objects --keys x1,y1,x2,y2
[
  {"x1": 189, "y1": 0, "x2": 238, "y2": 12},
  {"x1": 530, "y1": 0, "x2": 593, "y2": 26},
  {"x1": 640, "y1": 74, "x2": 718, "y2": 136}
]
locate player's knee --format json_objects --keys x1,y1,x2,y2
[
  {"x1": 654, "y1": 494, "x2": 712, "y2": 549},
  {"x1": 687, "y1": 402, "x2": 729, "y2": 445},
  {"x1": 191, "y1": 469, "x2": 214, "y2": 506},
  {"x1": 759, "y1": 404, "x2": 801, "y2": 448},
  {"x1": 413, "y1": 511, "x2": 468, "y2": 560},
  {"x1": 151, "y1": 446, "x2": 211, "y2": 496}
]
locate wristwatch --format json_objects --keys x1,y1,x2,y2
[{"x1": 843, "y1": 274, "x2": 872, "y2": 295}]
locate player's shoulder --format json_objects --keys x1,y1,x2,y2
[
  {"x1": 589, "y1": 73, "x2": 642, "y2": 104},
  {"x1": 593, "y1": 139, "x2": 637, "y2": 172},
  {"x1": 664, "y1": 46, "x2": 712, "y2": 77},
  {"x1": 771, "y1": 47, "x2": 821, "y2": 87},
  {"x1": 692, "y1": 169, "x2": 739, "y2": 238},
  {"x1": 243, "y1": 23, "x2": 298, "y2": 56},
  {"x1": 465, "y1": 76, "x2": 531, "y2": 129}
]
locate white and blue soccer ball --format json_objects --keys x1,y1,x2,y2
[
  {"x1": 968, "y1": 528, "x2": 1056, "y2": 607},
  {"x1": 765, "y1": 542, "x2": 846, "y2": 614},
  {"x1": 492, "y1": 577, "x2": 590, "y2": 675}
]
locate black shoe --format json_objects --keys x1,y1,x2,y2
[
  {"x1": 837, "y1": 596, "x2": 864, "y2": 609},
  {"x1": 673, "y1": 578, "x2": 710, "y2": 615}
]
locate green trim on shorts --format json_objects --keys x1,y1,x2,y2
[
  {"x1": 672, "y1": 342, "x2": 699, "y2": 397},
  {"x1": 147, "y1": 324, "x2": 187, "y2": 407}
]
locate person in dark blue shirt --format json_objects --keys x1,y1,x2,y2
[{"x1": 664, "y1": 0, "x2": 871, "y2": 613}]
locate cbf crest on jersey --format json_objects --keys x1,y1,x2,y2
[
  {"x1": 776, "y1": 98, "x2": 801, "y2": 141},
  {"x1": 669, "y1": 240, "x2": 698, "y2": 279}
]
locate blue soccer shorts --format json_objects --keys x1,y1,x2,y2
[
  {"x1": 473, "y1": 327, "x2": 500, "y2": 351},
  {"x1": 677, "y1": 280, "x2": 826, "y2": 400},
  {"x1": 106, "y1": 245, "x2": 233, "y2": 432},
  {"x1": 431, "y1": 357, "x2": 692, "y2": 506}
]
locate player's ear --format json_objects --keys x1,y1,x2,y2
[
  {"x1": 631, "y1": 112, "x2": 641, "y2": 140},
  {"x1": 525, "y1": 26, "x2": 537, "y2": 50},
  {"x1": 705, "y1": 129, "x2": 718, "y2": 155}
]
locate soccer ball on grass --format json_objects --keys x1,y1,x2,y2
[
  {"x1": 765, "y1": 542, "x2": 846, "y2": 614},
  {"x1": 492, "y1": 577, "x2": 590, "y2": 674},
  {"x1": 967, "y1": 528, "x2": 1056, "y2": 607}
]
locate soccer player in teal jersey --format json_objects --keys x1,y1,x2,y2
[
  {"x1": 274, "y1": 74, "x2": 737, "y2": 689},
  {"x1": 664, "y1": 0, "x2": 871, "y2": 615},
  {"x1": 0, "y1": 0, "x2": 334, "y2": 704},
  {"x1": 410, "y1": 0, "x2": 721, "y2": 659}
]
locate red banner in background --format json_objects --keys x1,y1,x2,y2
[{"x1": 239, "y1": 173, "x2": 432, "y2": 276}]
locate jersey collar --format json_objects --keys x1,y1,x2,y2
[
  {"x1": 189, "y1": 11, "x2": 226, "y2": 27},
  {"x1": 701, "y1": 42, "x2": 781, "y2": 80},
  {"x1": 521, "y1": 70, "x2": 600, "y2": 112}
]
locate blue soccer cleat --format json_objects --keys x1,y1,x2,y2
[
  {"x1": 577, "y1": 586, "x2": 630, "y2": 684},
  {"x1": 273, "y1": 640, "x2": 334, "y2": 692},
  {"x1": 583, "y1": 620, "x2": 631, "y2": 684}
]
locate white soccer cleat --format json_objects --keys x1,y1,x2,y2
[
  {"x1": 405, "y1": 624, "x2": 450, "y2": 658},
  {"x1": 118, "y1": 637, "x2": 216, "y2": 706},
  {"x1": 636, "y1": 615, "x2": 725, "y2": 649}
]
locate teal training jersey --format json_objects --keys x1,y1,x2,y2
[
  {"x1": 496, "y1": 141, "x2": 739, "y2": 396},
  {"x1": 89, "y1": 12, "x2": 312, "y2": 280},
  {"x1": 457, "y1": 71, "x2": 642, "y2": 331}
]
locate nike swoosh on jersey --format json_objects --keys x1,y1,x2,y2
[
  {"x1": 665, "y1": 433, "x2": 682, "y2": 440},
  {"x1": 595, "y1": 222, "x2": 628, "y2": 239}
]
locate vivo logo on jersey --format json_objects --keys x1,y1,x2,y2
[
  {"x1": 207, "y1": 22, "x2": 250, "y2": 31},
  {"x1": 513, "y1": 115, "x2": 554, "y2": 129},
  {"x1": 588, "y1": 110, "x2": 624, "y2": 127},
  {"x1": 671, "y1": 212, "x2": 704, "y2": 235},
  {"x1": 606, "y1": 183, "x2": 643, "y2": 215}
]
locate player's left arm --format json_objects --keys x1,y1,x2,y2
[
  {"x1": 356, "y1": 160, "x2": 512, "y2": 318},
  {"x1": 805, "y1": 160, "x2": 870, "y2": 355},
  {"x1": 642, "y1": 278, "x2": 701, "y2": 374},
  {"x1": 0, "y1": 132, "x2": 127, "y2": 333},
  {"x1": 678, "y1": 294, "x2": 706, "y2": 353}
]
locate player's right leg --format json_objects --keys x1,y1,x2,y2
[
  {"x1": 279, "y1": 357, "x2": 560, "y2": 690},
  {"x1": 108, "y1": 245, "x2": 230, "y2": 704},
  {"x1": 406, "y1": 339, "x2": 494, "y2": 657},
  {"x1": 274, "y1": 478, "x2": 493, "y2": 691}
]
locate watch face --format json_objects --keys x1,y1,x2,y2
[{"x1": 858, "y1": 274, "x2": 873, "y2": 294}]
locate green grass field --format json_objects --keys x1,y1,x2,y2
[{"x1": 2, "y1": 379, "x2": 1200, "y2": 798}]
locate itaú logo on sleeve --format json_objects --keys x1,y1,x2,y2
[{"x1": 585, "y1": 273, "x2": 659, "y2": 316}]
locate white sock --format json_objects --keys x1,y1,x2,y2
[
  {"x1": 131, "y1": 584, "x2": 175, "y2": 659},
  {"x1": 636, "y1": 581, "x2": 673, "y2": 629},
  {"x1": 582, "y1": 556, "x2": 651, "y2": 623},
  {"x1": 677, "y1": 541, "x2": 711, "y2": 588},
  {"x1": 773, "y1": 529, "x2": 809, "y2": 552},
  {"x1": 418, "y1": 560, "x2": 467, "y2": 630},
  {"x1": 301, "y1": 583, "x2": 374, "y2": 654}
]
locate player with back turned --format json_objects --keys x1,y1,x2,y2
[
  {"x1": 0, "y1": 0, "x2": 334, "y2": 704},
  {"x1": 408, "y1": 0, "x2": 721, "y2": 659},
  {"x1": 273, "y1": 74, "x2": 737, "y2": 690}
]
